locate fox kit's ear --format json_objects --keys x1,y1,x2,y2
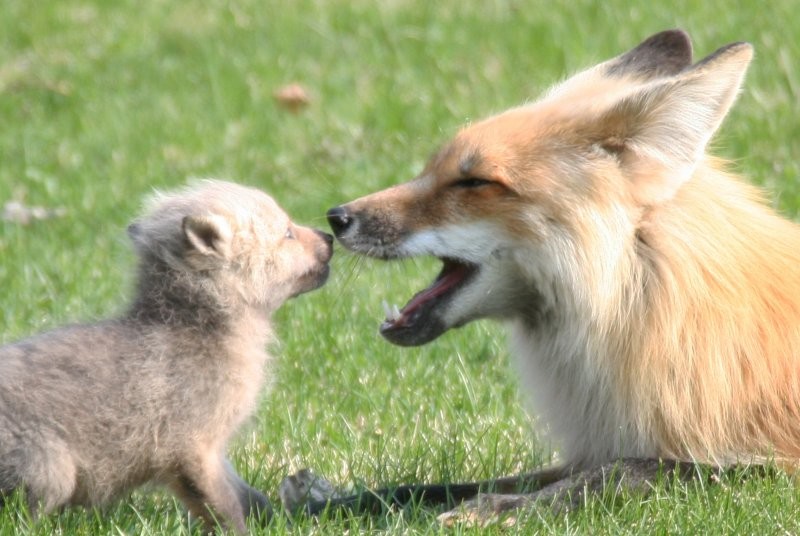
[
  {"x1": 127, "y1": 221, "x2": 142, "y2": 241},
  {"x1": 126, "y1": 220, "x2": 150, "y2": 254},
  {"x1": 182, "y1": 214, "x2": 232, "y2": 259},
  {"x1": 600, "y1": 41, "x2": 753, "y2": 205}
]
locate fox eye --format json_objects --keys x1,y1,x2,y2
[
  {"x1": 284, "y1": 227, "x2": 295, "y2": 239},
  {"x1": 452, "y1": 177, "x2": 493, "y2": 188}
]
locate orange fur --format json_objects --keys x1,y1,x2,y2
[{"x1": 328, "y1": 30, "x2": 800, "y2": 473}]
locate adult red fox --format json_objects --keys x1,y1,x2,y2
[{"x1": 316, "y1": 30, "x2": 800, "y2": 519}]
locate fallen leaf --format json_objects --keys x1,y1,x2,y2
[{"x1": 273, "y1": 83, "x2": 310, "y2": 113}]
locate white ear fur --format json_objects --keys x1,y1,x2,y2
[
  {"x1": 182, "y1": 214, "x2": 233, "y2": 259},
  {"x1": 602, "y1": 42, "x2": 753, "y2": 205}
]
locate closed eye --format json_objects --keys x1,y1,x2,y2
[
  {"x1": 451, "y1": 177, "x2": 493, "y2": 188},
  {"x1": 285, "y1": 227, "x2": 295, "y2": 239}
]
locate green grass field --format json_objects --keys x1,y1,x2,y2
[{"x1": 2, "y1": 0, "x2": 799, "y2": 533}]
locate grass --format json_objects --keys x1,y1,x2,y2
[{"x1": 1, "y1": 0, "x2": 799, "y2": 533}]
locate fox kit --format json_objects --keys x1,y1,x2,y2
[
  {"x1": 317, "y1": 30, "x2": 800, "y2": 518},
  {"x1": 0, "y1": 180, "x2": 333, "y2": 531}
]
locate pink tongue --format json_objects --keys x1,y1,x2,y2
[{"x1": 401, "y1": 262, "x2": 469, "y2": 316}]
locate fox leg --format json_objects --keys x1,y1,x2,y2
[
  {"x1": 170, "y1": 455, "x2": 256, "y2": 533},
  {"x1": 11, "y1": 443, "x2": 77, "y2": 517},
  {"x1": 437, "y1": 458, "x2": 732, "y2": 526},
  {"x1": 289, "y1": 464, "x2": 567, "y2": 515},
  {"x1": 222, "y1": 459, "x2": 272, "y2": 522},
  {"x1": 292, "y1": 458, "x2": 748, "y2": 523}
]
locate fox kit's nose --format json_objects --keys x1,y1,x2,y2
[
  {"x1": 318, "y1": 230, "x2": 334, "y2": 247},
  {"x1": 317, "y1": 229, "x2": 334, "y2": 255},
  {"x1": 326, "y1": 206, "x2": 352, "y2": 236},
  {"x1": 315, "y1": 229, "x2": 334, "y2": 262}
]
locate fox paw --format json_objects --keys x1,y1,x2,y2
[
  {"x1": 437, "y1": 493, "x2": 538, "y2": 527},
  {"x1": 279, "y1": 468, "x2": 341, "y2": 513}
]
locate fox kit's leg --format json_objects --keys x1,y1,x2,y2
[
  {"x1": 0, "y1": 463, "x2": 17, "y2": 509},
  {"x1": 222, "y1": 459, "x2": 272, "y2": 521},
  {"x1": 170, "y1": 453, "x2": 270, "y2": 532},
  {"x1": 9, "y1": 441, "x2": 78, "y2": 516},
  {"x1": 170, "y1": 456, "x2": 245, "y2": 532},
  {"x1": 0, "y1": 474, "x2": 16, "y2": 510}
]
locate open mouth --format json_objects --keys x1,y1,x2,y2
[{"x1": 379, "y1": 258, "x2": 478, "y2": 346}]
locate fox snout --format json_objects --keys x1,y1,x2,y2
[
  {"x1": 314, "y1": 228, "x2": 335, "y2": 263},
  {"x1": 306, "y1": 226, "x2": 334, "y2": 277},
  {"x1": 327, "y1": 203, "x2": 387, "y2": 257},
  {"x1": 288, "y1": 227, "x2": 333, "y2": 298},
  {"x1": 326, "y1": 206, "x2": 351, "y2": 237},
  {"x1": 325, "y1": 201, "x2": 413, "y2": 261}
]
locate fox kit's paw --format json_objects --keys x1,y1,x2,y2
[{"x1": 279, "y1": 469, "x2": 340, "y2": 513}]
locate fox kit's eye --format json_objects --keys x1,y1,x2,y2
[
  {"x1": 284, "y1": 227, "x2": 295, "y2": 239},
  {"x1": 452, "y1": 177, "x2": 493, "y2": 188}
]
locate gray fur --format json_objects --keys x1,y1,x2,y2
[{"x1": 0, "y1": 180, "x2": 333, "y2": 532}]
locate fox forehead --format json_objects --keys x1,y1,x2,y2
[
  {"x1": 365, "y1": 73, "x2": 645, "y2": 236},
  {"x1": 422, "y1": 127, "x2": 519, "y2": 192},
  {"x1": 442, "y1": 70, "x2": 638, "y2": 163},
  {"x1": 423, "y1": 109, "x2": 583, "y2": 196}
]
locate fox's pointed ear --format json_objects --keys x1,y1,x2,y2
[
  {"x1": 599, "y1": 41, "x2": 753, "y2": 205},
  {"x1": 604, "y1": 29, "x2": 693, "y2": 79},
  {"x1": 552, "y1": 30, "x2": 693, "y2": 98},
  {"x1": 182, "y1": 214, "x2": 232, "y2": 259}
]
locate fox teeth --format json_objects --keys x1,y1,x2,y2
[{"x1": 382, "y1": 300, "x2": 401, "y2": 322}]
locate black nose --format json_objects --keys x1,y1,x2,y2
[{"x1": 326, "y1": 206, "x2": 352, "y2": 236}]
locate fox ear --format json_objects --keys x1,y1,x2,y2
[
  {"x1": 182, "y1": 214, "x2": 232, "y2": 259},
  {"x1": 127, "y1": 221, "x2": 142, "y2": 242},
  {"x1": 604, "y1": 29, "x2": 693, "y2": 79},
  {"x1": 126, "y1": 220, "x2": 151, "y2": 254},
  {"x1": 599, "y1": 41, "x2": 753, "y2": 205},
  {"x1": 552, "y1": 30, "x2": 693, "y2": 98}
]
